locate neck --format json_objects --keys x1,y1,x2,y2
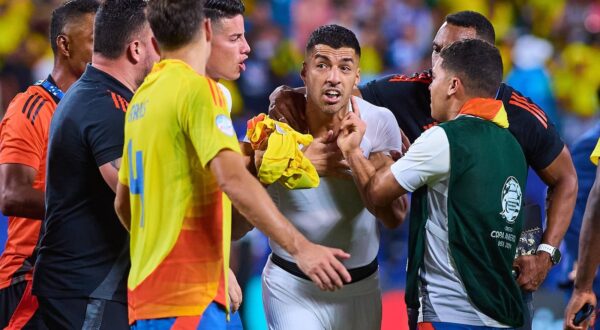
[
  {"x1": 50, "y1": 60, "x2": 79, "y2": 92},
  {"x1": 91, "y1": 54, "x2": 138, "y2": 92},
  {"x1": 305, "y1": 99, "x2": 350, "y2": 137},
  {"x1": 161, "y1": 40, "x2": 208, "y2": 76}
]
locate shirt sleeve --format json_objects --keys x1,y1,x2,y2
[
  {"x1": 590, "y1": 138, "x2": 600, "y2": 166},
  {"x1": 500, "y1": 84, "x2": 564, "y2": 170},
  {"x1": 371, "y1": 105, "x2": 403, "y2": 154},
  {"x1": 183, "y1": 78, "x2": 241, "y2": 168},
  {"x1": 0, "y1": 94, "x2": 49, "y2": 170},
  {"x1": 85, "y1": 96, "x2": 127, "y2": 167},
  {"x1": 390, "y1": 126, "x2": 450, "y2": 192}
]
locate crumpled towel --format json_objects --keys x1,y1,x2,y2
[{"x1": 246, "y1": 113, "x2": 319, "y2": 189}]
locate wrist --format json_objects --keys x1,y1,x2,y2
[
  {"x1": 287, "y1": 233, "x2": 309, "y2": 257},
  {"x1": 342, "y1": 148, "x2": 364, "y2": 160}
]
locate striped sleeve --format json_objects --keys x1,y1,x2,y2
[{"x1": 0, "y1": 92, "x2": 50, "y2": 170}]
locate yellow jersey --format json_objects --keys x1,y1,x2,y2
[
  {"x1": 118, "y1": 59, "x2": 240, "y2": 322},
  {"x1": 591, "y1": 138, "x2": 600, "y2": 166}
]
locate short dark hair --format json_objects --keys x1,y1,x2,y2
[
  {"x1": 440, "y1": 39, "x2": 502, "y2": 97},
  {"x1": 306, "y1": 24, "x2": 361, "y2": 57},
  {"x1": 204, "y1": 0, "x2": 245, "y2": 24},
  {"x1": 445, "y1": 11, "x2": 496, "y2": 44},
  {"x1": 50, "y1": 0, "x2": 100, "y2": 55},
  {"x1": 93, "y1": 0, "x2": 148, "y2": 59},
  {"x1": 148, "y1": 0, "x2": 206, "y2": 51}
]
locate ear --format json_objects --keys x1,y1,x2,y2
[
  {"x1": 447, "y1": 76, "x2": 459, "y2": 97},
  {"x1": 204, "y1": 18, "x2": 212, "y2": 44},
  {"x1": 127, "y1": 40, "x2": 141, "y2": 64},
  {"x1": 354, "y1": 67, "x2": 361, "y2": 88},
  {"x1": 56, "y1": 35, "x2": 70, "y2": 58},
  {"x1": 300, "y1": 62, "x2": 307, "y2": 83}
]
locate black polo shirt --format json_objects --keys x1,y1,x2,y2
[
  {"x1": 359, "y1": 70, "x2": 564, "y2": 170},
  {"x1": 33, "y1": 65, "x2": 131, "y2": 302}
]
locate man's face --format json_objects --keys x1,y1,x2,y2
[
  {"x1": 429, "y1": 57, "x2": 452, "y2": 122},
  {"x1": 63, "y1": 13, "x2": 95, "y2": 77},
  {"x1": 301, "y1": 45, "x2": 360, "y2": 115},
  {"x1": 431, "y1": 22, "x2": 477, "y2": 66},
  {"x1": 206, "y1": 14, "x2": 250, "y2": 81},
  {"x1": 135, "y1": 23, "x2": 161, "y2": 88}
]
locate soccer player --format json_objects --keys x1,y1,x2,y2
[
  {"x1": 204, "y1": 0, "x2": 250, "y2": 322},
  {"x1": 564, "y1": 138, "x2": 600, "y2": 330},
  {"x1": 0, "y1": 1, "x2": 98, "y2": 328},
  {"x1": 32, "y1": 0, "x2": 159, "y2": 328},
  {"x1": 257, "y1": 24, "x2": 405, "y2": 330},
  {"x1": 114, "y1": 1, "x2": 351, "y2": 329},
  {"x1": 338, "y1": 38, "x2": 528, "y2": 329},
  {"x1": 270, "y1": 11, "x2": 577, "y2": 329}
]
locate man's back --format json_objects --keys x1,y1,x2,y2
[
  {"x1": 34, "y1": 65, "x2": 130, "y2": 302},
  {"x1": 359, "y1": 72, "x2": 564, "y2": 171},
  {"x1": 121, "y1": 59, "x2": 242, "y2": 322}
]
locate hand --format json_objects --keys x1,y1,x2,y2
[
  {"x1": 337, "y1": 98, "x2": 366, "y2": 156},
  {"x1": 268, "y1": 85, "x2": 308, "y2": 132},
  {"x1": 513, "y1": 253, "x2": 552, "y2": 291},
  {"x1": 292, "y1": 240, "x2": 351, "y2": 291},
  {"x1": 564, "y1": 289, "x2": 596, "y2": 330},
  {"x1": 254, "y1": 148, "x2": 266, "y2": 173},
  {"x1": 228, "y1": 268, "x2": 243, "y2": 313},
  {"x1": 304, "y1": 131, "x2": 350, "y2": 178}
]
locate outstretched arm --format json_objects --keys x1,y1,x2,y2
[{"x1": 564, "y1": 165, "x2": 599, "y2": 330}]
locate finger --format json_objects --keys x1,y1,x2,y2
[
  {"x1": 322, "y1": 263, "x2": 344, "y2": 290},
  {"x1": 329, "y1": 249, "x2": 352, "y2": 283},
  {"x1": 307, "y1": 272, "x2": 325, "y2": 291},
  {"x1": 390, "y1": 150, "x2": 402, "y2": 161},
  {"x1": 350, "y1": 96, "x2": 361, "y2": 118},
  {"x1": 315, "y1": 268, "x2": 334, "y2": 291}
]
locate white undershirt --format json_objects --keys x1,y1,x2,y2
[{"x1": 269, "y1": 97, "x2": 403, "y2": 268}]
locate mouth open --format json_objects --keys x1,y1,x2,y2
[
  {"x1": 323, "y1": 90, "x2": 341, "y2": 104},
  {"x1": 239, "y1": 62, "x2": 246, "y2": 72}
]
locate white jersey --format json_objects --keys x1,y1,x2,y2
[
  {"x1": 268, "y1": 97, "x2": 402, "y2": 268},
  {"x1": 390, "y1": 124, "x2": 510, "y2": 328}
]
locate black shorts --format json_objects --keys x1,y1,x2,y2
[
  {"x1": 0, "y1": 280, "x2": 46, "y2": 329},
  {"x1": 37, "y1": 296, "x2": 128, "y2": 330}
]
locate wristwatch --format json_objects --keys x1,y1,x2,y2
[{"x1": 536, "y1": 243, "x2": 561, "y2": 265}]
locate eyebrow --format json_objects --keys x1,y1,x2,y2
[{"x1": 314, "y1": 54, "x2": 355, "y2": 64}]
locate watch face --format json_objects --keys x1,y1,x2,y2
[{"x1": 552, "y1": 248, "x2": 562, "y2": 265}]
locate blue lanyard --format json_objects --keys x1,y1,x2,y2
[{"x1": 36, "y1": 79, "x2": 64, "y2": 101}]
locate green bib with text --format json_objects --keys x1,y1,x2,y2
[{"x1": 405, "y1": 116, "x2": 528, "y2": 327}]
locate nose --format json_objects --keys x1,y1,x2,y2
[
  {"x1": 327, "y1": 67, "x2": 341, "y2": 85},
  {"x1": 241, "y1": 36, "x2": 251, "y2": 55}
]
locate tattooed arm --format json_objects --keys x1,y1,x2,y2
[{"x1": 99, "y1": 158, "x2": 122, "y2": 193}]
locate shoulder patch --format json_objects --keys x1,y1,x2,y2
[{"x1": 215, "y1": 114, "x2": 235, "y2": 137}]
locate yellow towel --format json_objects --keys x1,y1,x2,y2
[{"x1": 246, "y1": 114, "x2": 319, "y2": 189}]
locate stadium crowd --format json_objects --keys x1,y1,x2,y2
[{"x1": 0, "y1": 0, "x2": 598, "y2": 329}]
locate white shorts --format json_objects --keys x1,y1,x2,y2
[{"x1": 261, "y1": 256, "x2": 382, "y2": 330}]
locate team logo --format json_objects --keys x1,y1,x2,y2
[
  {"x1": 500, "y1": 176, "x2": 522, "y2": 224},
  {"x1": 215, "y1": 114, "x2": 235, "y2": 137}
]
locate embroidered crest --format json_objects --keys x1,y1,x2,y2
[{"x1": 500, "y1": 176, "x2": 522, "y2": 224}]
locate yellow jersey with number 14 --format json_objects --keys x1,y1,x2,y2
[{"x1": 118, "y1": 59, "x2": 241, "y2": 322}]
